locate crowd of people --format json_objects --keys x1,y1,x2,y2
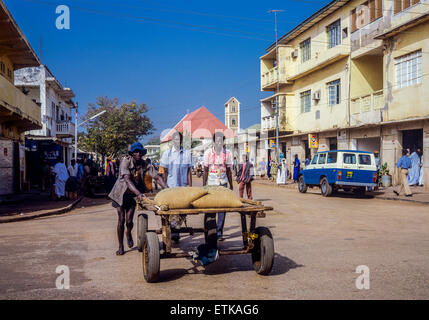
[
  {"x1": 394, "y1": 148, "x2": 424, "y2": 197},
  {"x1": 40, "y1": 157, "x2": 115, "y2": 201}
]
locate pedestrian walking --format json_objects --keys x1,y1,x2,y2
[
  {"x1": 394, "y1": 149, "x2": 413, "y2": 197},
  {"x1": 104, "y1": 156, "x2": 116, "y2": 194},
  {"x1": 160, "y1": 130, "x2": 193, "y2": 243},
  {"x1": 267, "y1": 157, "x2": 271, "y2": 179},
  {"x1": 108, "y1": 142, "x2": 167, "y2": 256},
  {"x1": 68, "y1": 159, "x2": 78, "y2": 178},
  {"x1": 277, "y1": 158, "x2": 287, "y2": 184},
  {"x1": 293, "y1": 154, "x2": 301, "y2": 183},
  {"x1": 203, "y1": 131, "x2": 233, "y2": 243},
  {"x1": 408, "y1": 149, "x2": 420, "y2": 186},
  {"x1": 237, "y1": 154, "x2": 254, "y2": 199},
  {"x1": 52, "y1": 159, "x2": 69, "y2": 200}
]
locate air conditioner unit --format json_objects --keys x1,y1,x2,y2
[
  {"x1": 313, "y1": 90, "x2": 321, "y2": 100},
  {"x1": 291, "y1": 49, "x2": 298, "y2": 58}
]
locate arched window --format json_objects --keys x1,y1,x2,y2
[{"x1": 232, "y1": 118, "x2": 236, "y2": 126}]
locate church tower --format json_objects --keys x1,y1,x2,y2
[{"x1": 224, "y1": 97, "x2": 240, "y2": 134}]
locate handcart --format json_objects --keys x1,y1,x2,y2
[{"x1": 136, "y1": 195, "x2": 274, "y2": 283}]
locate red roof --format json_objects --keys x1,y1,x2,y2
[{"x1": 161, "y1": 106, "x2": 234, "y2": 142}]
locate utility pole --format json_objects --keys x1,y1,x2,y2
[
  {"x1": 74, "y1": 101, "x2": 78, "y2": 161},
  {"x1": 74, "y1": 105, "x2": 106, "y2": 162},
  {"x1": 268, "y1": 9, "x2": 284, "y2": 163}
]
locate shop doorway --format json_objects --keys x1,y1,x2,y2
[
  {"x1": 402, "y1": 129, "x2": 423, "y2": 152},
  {"x1": 329, "y1": 137, "x2": 337, "y2": 150}
]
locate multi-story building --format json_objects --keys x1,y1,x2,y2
[
  {"x1": 224, "y1": 97, "x2": 241, "y2": 135},
  {"x1": 260, "y1": 0, "x2": 429, "y2": 188},
  {"x1": 0, "y1": 0, "x2": 41, "y2": 195},
  {"x1": 14, "y1": 65, "x2": 75, "y2": 187},
  {"x1": 144, "y1": 144, "x2": 160, "y2": 161}
]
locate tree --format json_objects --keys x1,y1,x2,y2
[
  {"x1": 145, "y1": 135, "x2": 160, "y2": 145},
  {"x1": 78, "y1": 97, "x2": 154, "y2": 159}
]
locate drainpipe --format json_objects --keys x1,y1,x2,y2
[{"x1": 347, "y1": 55, "x2": 352, "y2": 148}]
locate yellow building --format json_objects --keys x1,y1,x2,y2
[
  {"x1": 260, "y1": 0, "x2": 429, "y2": 189},
  {"x1": 0, "y1": 0, "x2": 41, "y2": 194}
]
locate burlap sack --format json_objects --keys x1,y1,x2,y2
[
  {"x1": 154, "y1": 187, "x2": 208, "y2": 209},
  {"x1": 191, "y1": 186, "x2": 243, "y2": 208}
]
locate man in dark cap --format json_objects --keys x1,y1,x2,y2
[{"x1": 109, "y1": 142, "x2": 167, "y2": 256}]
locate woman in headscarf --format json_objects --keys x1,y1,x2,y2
[
  {"x1": 407, "y1": 150, "x2": 420, "y2": 186},
  {"x1": 293, "y1": 154, "x2": 301, "y2": 183}
]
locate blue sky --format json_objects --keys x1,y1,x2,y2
[{"x1": 6, "y1": 0, "x2": 330, "y2": 142}]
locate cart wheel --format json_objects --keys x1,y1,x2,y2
[
  {"x1": 251, "y1": 227, "x2": 274, "y2": 275},
  {"x1": 137, "y1": 214, "x2": 148, "y2": 252},
  {"x1": 142, "y1": 232, "x2": 160, "y2": 283}
]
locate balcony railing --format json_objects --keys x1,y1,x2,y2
[
  {"x1": 261, "y1": 66, "x2": 287, "y2": 89},
  {"x1": 262, "y1": 116, "x2": 276, "y2": 130},
  {"x1": 351, "y1": 90, "x2": 384, "y2": 114},
  {"x1": 56, "y1": 121, "x2": 75, "y2": 137}
]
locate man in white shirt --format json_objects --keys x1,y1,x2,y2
[
  {"x1": 68, "y1": 159, "x2": 78, "y2": 177},
  {"x1": 203, "y1": 131, "x2": 233, "y2": 242},
  {"x1": 160, "y1": 130, "x2": 193, "y2": 242}
]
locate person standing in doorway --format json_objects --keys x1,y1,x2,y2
[
  {"x1": 418, "y1": 148, "x2": 424, "y2": 186},
  {"x1": 237, "y1": 153, "x2": 254, "y2": 199},
  {"x1": 408, "y1": 149, "x2": 420, "y2": 186},
  {"x1": 160, "y1": 130, "x2": 193, "y2": 243},
  {"x1": 203, "y1": 131, "x2": 233, "y2": 242},
  {"x1": 394, "y1": 149, "x2": 412, "y2": 197},
  {"x1": 293, "y1": 154, "x2": 301, "y2": 183}
]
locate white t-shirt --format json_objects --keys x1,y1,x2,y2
[{"x1": 203, "y1": 147, "x2": 233, "y2": 186}]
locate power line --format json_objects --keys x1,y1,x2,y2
[{"x1": 25, "y1": 0, "x2": 275, "y2": 41}]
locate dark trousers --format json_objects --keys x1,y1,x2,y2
[{"x1": 238, "y1": 181, "x2": 252, "y2": 199}]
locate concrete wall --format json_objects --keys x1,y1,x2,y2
[{"x1": 384, "y1": 21, "x2": 429, "y2": 122}]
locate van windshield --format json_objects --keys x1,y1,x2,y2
[
  {"x1": 311, "y1": 155, "x2": 318, "y2": 164},
  {"x1": 318, "y1": 153, "x2": 327, "y2": 164}
]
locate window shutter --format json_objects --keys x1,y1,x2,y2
[
  {"x1": 351, "y1": 9, "x2": 357, "y2": 32},
  {"x1": 403, "y1": 0, "x2": 411, "y2": 9},
  {"x1": 369, "y1": 0, "x2": 375, "y2": 22},
  {"x1": 411, "y1": 0, "x2": 420, "y2": 5},
  {"x1": 375, "y1": 0, "x2": 383, "y2": 19},
  {"x1": 394, "y1": 0, "x2": 402, "y2": 14}
]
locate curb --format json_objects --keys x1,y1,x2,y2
[
  {"x1": 252, "y1": 180, "x2": 429, "y2": 205},
  {"x1": 0, "y1": 196, "x2": 84, "y2": 223},
  {"x1": 375, "y1": 196, "x2": 429, "y2": 205}
]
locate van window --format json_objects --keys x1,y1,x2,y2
[
  {"x1": 327, "y1": 152, "x2": 337, "y2": 164},
  {"x1": 343, "y1": 153, "x2": 356, "y2": 164},
  {"x1": 359, "y1": 154, "x2": 371, "y2": 165},
  {"x1": 318, "y1": 153, "x2": 327, "y2": 164},
  {"x1": 311, "y1": 155, "x2": 318, "y2": 165}
]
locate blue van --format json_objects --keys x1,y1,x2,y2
[{"x1": 298, "y1": 150, "x2": 377, "y2": 197}]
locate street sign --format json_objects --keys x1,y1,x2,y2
[
  {"x1": 308, "y1": 134, "x2": 318, "y2": 149},
  {"x1": 269, "y1": 139, "x2": 276, "y2": 148}
]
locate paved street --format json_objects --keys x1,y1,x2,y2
[{"x1": 1, "y1": 180, "x2": 429, "y2": 300}]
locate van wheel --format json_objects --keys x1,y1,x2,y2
[
  {"x1": 320, "y1": 177, "x2": 332, "y2": 197},
  {"x1": 298, "y1": 176, "x2": 307, "y2": 193}
]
